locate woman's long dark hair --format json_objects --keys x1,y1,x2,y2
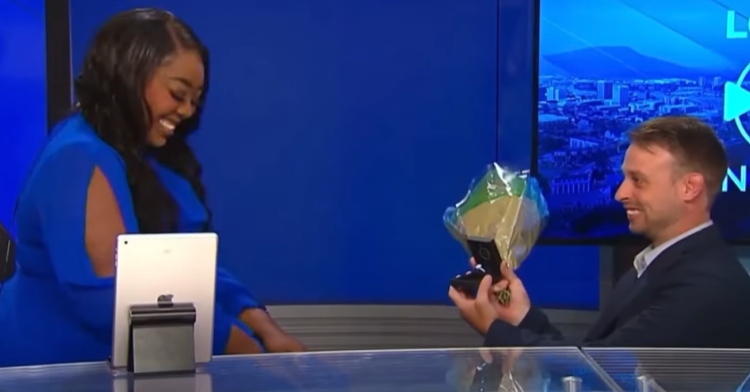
[{"x1": 74, "y1": 8, "x2": 210, "y2": 233}]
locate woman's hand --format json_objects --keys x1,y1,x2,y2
[
  {"x1": 262, "y1": 331, "x2": 308, "y2": 353},
  {"x1": 240, "y1": 308, "x2": 308, "y2": 353},
  {"x1": 224, "y1": 325, "x2": 264, "y2": 354}
]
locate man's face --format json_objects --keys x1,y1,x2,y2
[{"x1": 615, "y1": 144, "x2": 684, "y2": 241}]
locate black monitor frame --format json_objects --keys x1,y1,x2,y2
[{"x1": 45, "y1": 0, "x2": 73, "y2": 130}]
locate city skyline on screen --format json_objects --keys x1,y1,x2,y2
[{"x1": 537, "y1": 0, "x2": 750, "y2": 242}]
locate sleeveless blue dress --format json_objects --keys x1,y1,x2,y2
[{"x1": 0, "y1": 114, "x2": 264, "y2": 367}]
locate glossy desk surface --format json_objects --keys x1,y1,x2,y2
[
  {"x1": 583, "y1": 348, "x2": 750, "y2": 392},
  {"x1": 0, "y1": 347, "x2": 617, "y2": 392},
  {"x1": 3, "y1": 347, "x2": 750, "y2": 391}
]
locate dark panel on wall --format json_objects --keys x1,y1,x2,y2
[
  {"x1": 45, "y1": 0, "x2": 72, "y2": 128},
  {"x1": 495, "y1": 0, "x2": 600, "y2": 310}
]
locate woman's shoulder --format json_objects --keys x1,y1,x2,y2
[{"x1": 40, "y1": 114, "x2": 125, "y2": 171}]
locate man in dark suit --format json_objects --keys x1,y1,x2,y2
[{"x1": 449, "y1": 116, "x2": 750, "y2": 348}]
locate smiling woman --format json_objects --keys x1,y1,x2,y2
[
  {"x1": 0, "y1": 8, "x2": 305, "y2": 367},
  {"x1": 143, "y1": 50, "x2": 205, "y2": 147},
  {"x1": 73, "y1": 8, "x2": 209, "y2": 234}
]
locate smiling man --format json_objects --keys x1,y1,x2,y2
[
  {"x1": 450, "y1": 116, "x2": 750, "y2": 348},
  {"x1": 619, "y1": 117, "x2": 723, "y2": 249}
]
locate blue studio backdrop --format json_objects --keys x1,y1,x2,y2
[
  {"x1": 1, "y1": 0, "x2": 601, "y2": 308},
  {"x1": 0, "y1": 0, "x2": 47, "y2": 231}
]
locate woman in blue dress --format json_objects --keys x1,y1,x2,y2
[{"x1": 0, "y1": 8, "x2": 305, "y2": 367}]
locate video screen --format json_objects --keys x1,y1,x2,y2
[{"x1": 537, "y1": 0, "x2": 750, "y2": 242}]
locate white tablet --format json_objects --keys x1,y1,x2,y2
[{"x1": 110, "y1": 233, "x2": 218, "y2": 370}]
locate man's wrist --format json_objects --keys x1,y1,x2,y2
[
  {"x1": 481, "y1": 316, "x2": 499, "y2": 335},
  {"x1": 510, "y1": 304, "x2": 531, "y2": 327}
]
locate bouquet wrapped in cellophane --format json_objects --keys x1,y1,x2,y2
[{"x1": 444, "y1": 163, "x2": 549, "y2": 305}]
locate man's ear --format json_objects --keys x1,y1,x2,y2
[{"x1": 681, "y1": 173, "x2": 705, "y2": 202}]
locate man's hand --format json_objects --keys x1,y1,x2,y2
[
  {"x1": 448, "y1": 259, "x2": 532, "y2": 334},
  {"x1": 492, "y1": 261, "x2": 531, "y2": 326},
  {"x1": 449, "y1": 274, "x2": 503, "y2": 334}
]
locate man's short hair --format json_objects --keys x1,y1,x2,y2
[{"x1": 628, "y1": 116, "x2": 728, "y2": 202}]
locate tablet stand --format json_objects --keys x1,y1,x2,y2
[{"x1": 128, "y1": 295, "x2": 197, "y2": 375}]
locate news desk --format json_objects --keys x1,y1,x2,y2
[{"x1": 0, "y1": 347, "x2": 749, "y2": 392}]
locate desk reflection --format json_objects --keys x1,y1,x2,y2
[
  {"x1": 113, "y1": 373, "x2": 212, "y2": 392},
  {"x1": 584, "y1": 348, "x2": 750, "y2": 392},
  {"x1": 0, "y1": 347, "x2": 615, "y2": 391},
  {"x1": 444, "y1": 347, "x2": 614, "y2": 392}
]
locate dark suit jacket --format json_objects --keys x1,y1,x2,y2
[{"x1": 484, "y1": 225, "x2": 750, "y2": 348}]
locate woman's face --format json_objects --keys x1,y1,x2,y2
[{"x1": 143, "y1": 49, "x2": 205, "y2": 147}]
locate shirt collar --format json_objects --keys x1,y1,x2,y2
[{"x1": 634, "y1": 220, "x2": 713, "y2": 278}]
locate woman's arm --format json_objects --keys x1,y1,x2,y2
[
  {"x1": 39, "y1": 143, "x2": 138, "y2": 331},
  {"x1": 215, "y1": 268, "x2": 306, "y2": 352},
  {"x1": 215, "y1": 267, "x2": 266, "y2": 315},
  {"x1": 40, "y1": 142, "x2": 269, "y2": 355},
  {"x1": 239, "y1": 308, "x2": 279, "y2": 339},
  {"x1": 239, "y1": 308, "x2": 307, "y2": 352},
  {"x1": 214, "y1": 268, "x2": 269, "y2": 353}
]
